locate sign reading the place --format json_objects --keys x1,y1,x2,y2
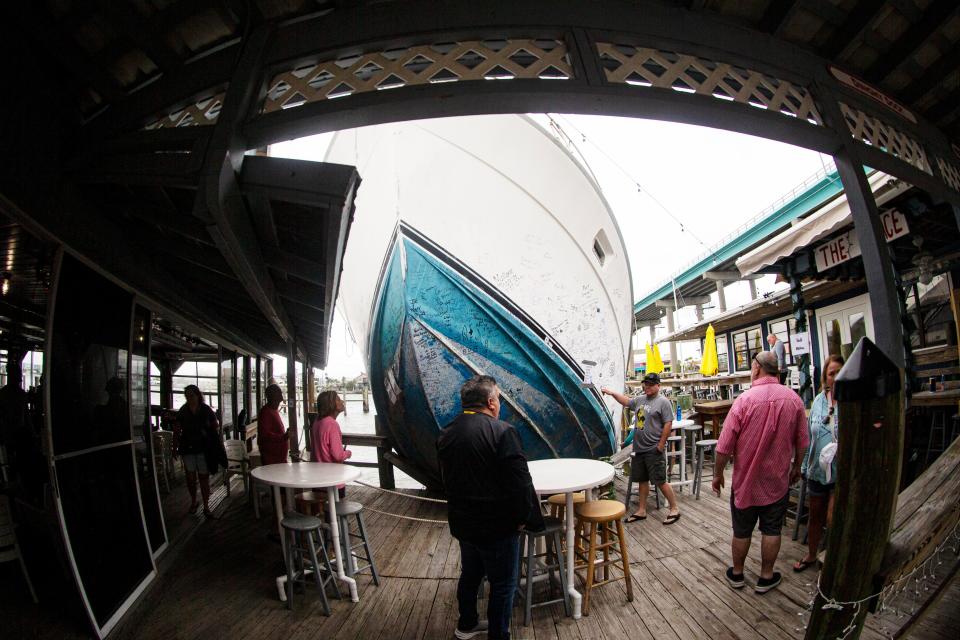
[
  {"x1": 828, "y1": 65, "x2": 917, "y2": 124},
  {"x1": 790, "y1": 332, "x2": 810, "y2": 357},
  {"x1": 815, "y1": 210, "x2": 910, "y2": 273}
]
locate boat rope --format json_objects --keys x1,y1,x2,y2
[
  {"x1": 362, "y1": 505, "x2": 447, "y2": 524},
  {"x1": 353, "y1": 479, "x2": 448, "y2": 503}
]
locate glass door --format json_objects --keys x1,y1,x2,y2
[
  {"x1": 45, "y1": 253, "x2": 155, "y2": 639},
  {"x1": 817, "y1": 294, "x2": 874, "y2": 362}
]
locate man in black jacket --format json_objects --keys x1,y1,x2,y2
[{"x1": 437, "y1": 375, "x2": 544, "y2": 640}]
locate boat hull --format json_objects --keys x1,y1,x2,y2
[{"x1": 371, "y1": 225, "x2": 616, "y2": 485}]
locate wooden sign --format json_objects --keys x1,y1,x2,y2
[
  {"x1": 815, "y1": 210, "x2": 910, "y2": 273},
  {"x1": 829, "y1": 65, "x2": 917, "y2": 124}
]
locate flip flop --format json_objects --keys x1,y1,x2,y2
[
  {"x1": 793, "y1": 558, "x2": 817, "y2": 572},
  {"x1": 626, "y1": 514, "x2": 647, "y2": 522},
  {"x1": 663, "y1": 513, "x2": 681, "y2": 525}
]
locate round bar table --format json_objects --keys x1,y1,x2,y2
[
  {"x1": 527, "y1": 458, "x2": 615, "y2": 619},
  {"x1": 251, "y1": 462, "x2": 362, "y2": 602}
]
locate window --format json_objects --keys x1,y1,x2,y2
[
  {"x1": 767, "y1": 317, "x2": 798, "y2": 366},
  {"x1": 715, "y1": 334, "x2": 729, "y2": 373},
  {"x1": 592, "y1": 229, "x2": 612, "y2": 267},
  {"x1": 171, "y1": 361, "x2": 219, "y2": 411},
  {"x1": 221, "y1": 352, "x2": 234, "y2": 428},
  {"x1": 732, "y1": 326, "x2": 763, "y2": 372}
]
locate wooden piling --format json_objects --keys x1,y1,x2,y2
[{"x1": 805, "y1": 337, "x2": 904, "y2": 639}]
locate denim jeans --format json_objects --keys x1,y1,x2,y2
[{"x1": 457, "y1": 533, "x2": 521, "y2": 640}]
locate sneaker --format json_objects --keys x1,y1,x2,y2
[
  {"x1": 725, "y1": 567, "x2": 745, "y2": 589},
  {"x1": 454, "y1": 620, "x2": 488, "y2": 639},
  {"x1": 755, "y1": 572, "x2": 782, "y2": 594}
]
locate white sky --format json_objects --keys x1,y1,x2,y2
[{"x1": 270, "y1": 114, "x2": 831, "y2": 378}]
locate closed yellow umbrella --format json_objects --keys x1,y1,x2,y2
[
  {"x1": 644, "y1": 343, "x2": 654, "y2": 374},
  {"x1": 701, "y1": 324, "x2": 719, "y2": 376},
  {"x1": 649, "y1": 343, "x2": 664, "y2": 374}
]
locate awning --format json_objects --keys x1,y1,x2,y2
[
  {"x1": 736, "y1": 172, "x2": 909, "y2": 277},
  {"x1": 655, "y1": 279, "x2": 863, "y2": 343}
]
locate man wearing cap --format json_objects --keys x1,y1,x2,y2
[
  {"x1": 602, "y1": 372, "x2": 681, "y2": 525},
  {"x1": 712, "y1": 351, "x2": 808, "y2": 594}
]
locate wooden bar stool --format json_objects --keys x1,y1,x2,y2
[
  {"x1": 295, "y1": 490, "x2": 327, "y2": 517},
  {"x1": 574, "y1": 499, "x2": 633, "y2": 615},
  {"x1": 547, "y1": 491, "x2": 584, "y2": 520}
]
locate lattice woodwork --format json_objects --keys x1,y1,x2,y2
[
  {"x1": 596, "y1": 43, "x2": 822, "y2": 125},
  {"x1": 839, "y1": 103, "x2": 932, "y2": 175},
  {"x1": 145, "y1": 93, "x2": 225, "y2": 129},
  {"x1": 935, "y1": 157, "x2": 960, "y2": 192},
  {"x1": 262, "y1": 39, "x2": 573, "y2": 112}
]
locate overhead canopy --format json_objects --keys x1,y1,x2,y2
[
  {"x1": 657, "y1": 279, "x2": 863, "y2": 343},
  {"x1": 736, "y1": 172, "x2": 911, "y2": 277}
]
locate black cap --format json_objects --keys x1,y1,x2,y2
[{"x1": 641, "y1": 372, "x2": 661, "y2": 385}]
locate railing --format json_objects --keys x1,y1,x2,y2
[{"x1": 634, "y1": 160, "x2": 839, "y2": 305}]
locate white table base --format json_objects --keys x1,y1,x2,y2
[{"x1": 271, "y1": 485, "x2": 359, "y2": 603}]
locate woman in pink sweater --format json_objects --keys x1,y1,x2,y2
[{"x1": 311, "y1": 390, "x2": 352, "y2": 495}]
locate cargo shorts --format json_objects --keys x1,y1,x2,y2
[{"x1": 630, "y1": 450, "x2": 667, "y2": 486}]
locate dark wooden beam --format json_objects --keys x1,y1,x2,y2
[
  {"x1": 899, "y1": 39, "x2": 960, "y2": 104},
  {"x1": 863, "y1": 0, "x2": 959, "y2": 85},
  {"x1": 275, "y1": 277, "x2": 327, "y2": 311},
  {"x1": 10, "y1": 5, "x2": 125, "y2": 103},
  {"x1": 758, "y1": 0, "x2": 799, "y2": 35},
  {"x1": 98, "y1": 1, "x2": 182, "y2": 72},
  {"x1": 240, "y1": 155, "x2": 360, "y2": 209},
  {"x1": 818, "y1": 0, "x2": 886, "y2": 60},
  {"x1": 263, "y1": 247, "x2": 325, "y2": 286},
  {"x1": 923, "y1": 84, "x2": 960, "y2": 122},
  {"x1": 194, "y1": 24, "x2": 299, "y2": 352},
  {"x1": 0, "y1": 185, "x2": 269, "y2": 356}
]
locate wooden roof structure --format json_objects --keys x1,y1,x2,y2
[{"x1": 4, "y1": 2, "x2": 960, "y2": 140}]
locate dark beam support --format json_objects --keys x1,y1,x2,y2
[
  {"x1": 0, "y1": 187, "x2": 269, "y2": 357},
  {"x1": 899, "y1": 40, "x2": 960, "y2": 104},
  {"x1": 97, "y1": 0, "x2": 183, "y2": 72},
  {"x1": 263, "y1": 247, "x2": 326, "y2": 286},
  {"x1": 923, "y1": 85, "x2": 960, "y2": 123},
  {"x1": 275, "y1": 278, "x2": 326, "y2": 311},
  {"x1": 819, "y1": 0, "x2": 885, "y2": 59},
  {"x1": 758, "y1": 0, "x2": 799, "y2": 35},
  {"x1": 287, "y1": 341, "x2": 299, "y2": 461},
  {"x1": 863, "y1": 1, "x2": 959, "y2": 85},
  {"x1": 819, "y1": 84, "x2": 905, "y2": 367},
  {"x1": 194, "y1": 25, "x2": 299, "y2": 354},
  {"x1": 243, "y1": 80, "x2": 840, "y2": 154}
]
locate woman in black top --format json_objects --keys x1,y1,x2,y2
[{"x1": 173, "y1": 385, "x2": 221, "y2": 517}]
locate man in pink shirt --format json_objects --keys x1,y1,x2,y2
[{"x1": 713, "y1": 351, "x2": 808, "y2": 594}]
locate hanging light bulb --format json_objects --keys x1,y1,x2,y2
[{"x1": 1, "y1": 271, "x2": 10, "y2": 296}]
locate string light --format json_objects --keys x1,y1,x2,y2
[{"x1": 796, "y1": 518, "x2": 960, "y2": 638}]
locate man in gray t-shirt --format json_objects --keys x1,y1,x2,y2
[{"x1": 602, "y1": 372, "x2": 681, "y2": 525}]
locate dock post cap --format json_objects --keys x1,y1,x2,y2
[{"x1": 833, "y1": 337, "x2": 901, "y2": 402}]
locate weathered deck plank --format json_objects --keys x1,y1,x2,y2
[{"x1": 5, "y1": 464, "x2": 945, "y2": 639}]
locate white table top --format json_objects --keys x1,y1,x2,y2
[
  {"x1": 676, "y1": 419, "x2": 698, "y2": 429},
  {"x1": 527, "y1": 458, "x2": 615, "y2": 494},
  {"x1": 251, "y1": 462, "x2": 361, "y2": 489}
]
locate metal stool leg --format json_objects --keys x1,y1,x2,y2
[
  {"x1": 624, "y1": 476, "x2": 633, "y2": 510},
  {"x1": 356, "y1": 511, "x2": 380, "y2": 585},
  {"x1": 285, "y1": 530, "x2": 297, "y2": 610},
  {"x1": 792, "y1": 478, "x2": 807, "y2": 542},
  {"x1": 694, "y1": 446, "x2": 705, "y2": 500},
  {"x1": 305, "y1": 531, "x2": 331, "y2": 615},
  {"x1": 338, "y1": 515, "x2": 356, "y2": 577},
  {"x1": 524, "y1": 532, "x2": 535, "y2": 625},
  {"x1": 553, "y1": 530, "x2": 571, "y2": 616}
]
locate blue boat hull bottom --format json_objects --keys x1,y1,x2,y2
[{"x1": 369, "y1": 226, "x2": 616, "y2": 487}]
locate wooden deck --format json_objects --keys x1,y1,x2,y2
[{"x1": 6, "y1": 466, "x2": 957, "y2": 639}]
